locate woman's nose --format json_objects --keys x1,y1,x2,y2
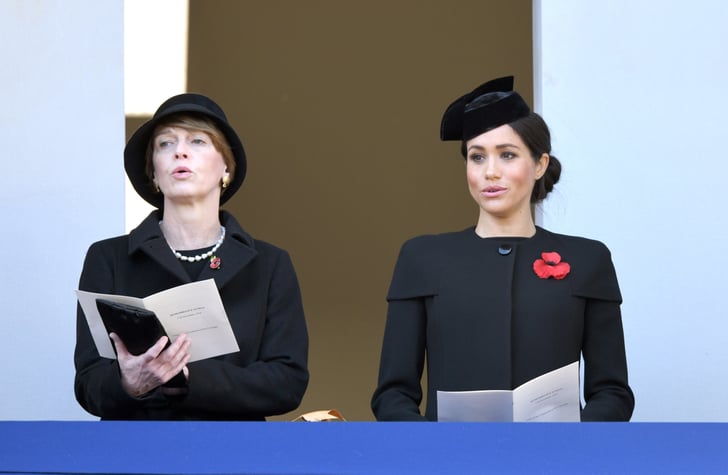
[
  {"x1": 174, "y1": 142, "x2": 189, "y2": 158},
  {"x1": 484, "y1": 158, "x2": 499, "y2": 178}
]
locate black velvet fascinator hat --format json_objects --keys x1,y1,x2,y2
[
  {"x1": 440, "y1": 76, "x2": 531, "y2": 142},
  {"x1": 124, "y1": 93, "x2": 247, "y2": 208}
]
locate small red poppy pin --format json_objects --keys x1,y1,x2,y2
[
  {"x1": 533, "y1": 251, "x2": 570, "y2": 280},
  {"x1": 210, "y1": 256, "x2": 221, "y2": 270}
]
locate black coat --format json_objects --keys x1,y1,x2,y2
[
  {"x1": 371, "y1": 226, "x2": 634, "y2": 421},
  {"x1": 74, "y1": 210, "x2": 309, "y2": 420}
]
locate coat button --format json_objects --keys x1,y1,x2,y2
[{"x1": 498, "y1": 244, "x2": 512, "y2": 256}]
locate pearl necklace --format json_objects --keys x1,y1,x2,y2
[{"x1": 170, "y1": 226, "x2": 226, "y2": 262}]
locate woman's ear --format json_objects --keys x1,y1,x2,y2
[{"x1": 535, "y1": 153, "x2": 550, "y2": 180}]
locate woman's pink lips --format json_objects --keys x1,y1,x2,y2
[
  {"x1": 172, "y1": 167, "x2": 192, "y2": 177},
  {"x1": 481, "y1": 186, "x2": 507, "y2": 197}
]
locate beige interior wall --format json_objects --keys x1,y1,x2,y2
[{"x1": 167, "y1": 0, "x2": 533, "y2": 421}]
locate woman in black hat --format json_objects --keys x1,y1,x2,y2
[
  {"x1": 371, "y1": 77, "x2": 634, "y2": 421},
  {"x1": 74, "y1": 94, "x2": 309, "y2": 420}
]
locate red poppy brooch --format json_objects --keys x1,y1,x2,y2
[
  {"x1": 210, "y1": 256, "x2": 221, "y2": 270},
  {"x1": 533, "y1": 251, "x2": 570, "y2": 280}
]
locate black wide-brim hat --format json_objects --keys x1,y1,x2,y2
[
  {"x1": 124, "y1": 93, "x2": 247, "y2": 208},
  {"x1": 440, "y1": 76, "x2": 531, "y2": 142}
]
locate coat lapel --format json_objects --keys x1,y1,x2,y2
[
  {"x1": 197, "y1": 211, "x2": 258, "y2": 289},
  {"x1": 128, "y1": 210, "x2": 259, "y2": 289},
  {"x1": 128, "y1": 210, "x2": 190, "y2": 283}
]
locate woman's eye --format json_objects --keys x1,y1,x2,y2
[
  {"x1": 501, "y1": 151, "x2": 516, "y2": 160},
  {"x1": 469, "y1": 154, "x2": 485, "y2": 162},
  {"x1": 157, "y1": 140, "x2": 172, "y2": 148},
  {"x1": 191, "y1": 138, "x2": 206, "y2": 145}
]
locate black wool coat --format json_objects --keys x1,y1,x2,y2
[
  {"x1": 74, "y1": 210, "x2": 309, "y2": 420},
  {"x1": 371, "y1": 226, "x2": 634, "y2": 421}
]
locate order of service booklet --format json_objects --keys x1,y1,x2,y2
[
  {"x1": 76, "y1": 278, "x2": 239, "y2": 362},
  {"x1": 437, "y1": 361, "x2": 581, "y2": 422}
]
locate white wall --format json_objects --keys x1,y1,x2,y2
[
  {"x1": 0, "y1": 0, "x2": 124, "y2": 420},
  {"x1": 536, "y1": 1, "x2": 728, "y2": 421}
]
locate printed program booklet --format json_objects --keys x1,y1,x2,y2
[
  {"x1": 76, "y1": 279, "x2": 239, "y2": 362},
  {"x1": 437, "y1": 361, "x2": 580, "y2": 422}
]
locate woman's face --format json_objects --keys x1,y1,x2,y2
[
  {"x1": 465, "y1": 124, "x2": 548, "y2": 221},
  {"x1": 151, "y1": 126, "x2": 228, "y2": 206}
]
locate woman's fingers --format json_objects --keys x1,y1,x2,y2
[
  {"x1": 145, "y1": 335, "x2": 170, "y2": 359},
  {"x1": 108, "y1": 332, "x2": 130, "y2": 357}
]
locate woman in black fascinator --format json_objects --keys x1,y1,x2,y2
[
  {"x1": 371, "y1": 77, "x2": 634, "y2": 422},
  {"x1": 74, "y1": 93, "x2": 308, "y2": 420}
]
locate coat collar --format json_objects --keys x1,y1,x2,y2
[{"x1": 128, "y1": 210, "x2": 258, "y2": 287}]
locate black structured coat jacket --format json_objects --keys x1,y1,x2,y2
[
  {"x1": 372, "y1": 226, "x2": 634, "y2": 421},
  {"x1": 74, "y1": 210, "x2": 309, "y2": 420}
]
